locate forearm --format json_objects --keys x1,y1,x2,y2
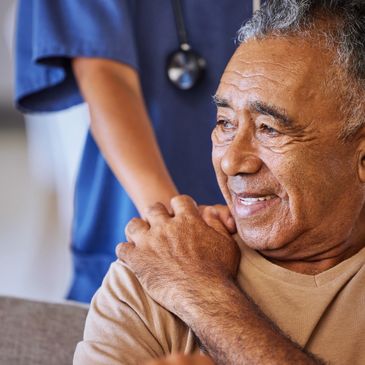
[
  {"x1": 73, "y1": 58, "x2": 178, "y2": 215},
  {"x1": 177, "y1": 280, "x2": 324, "y2": 365}
]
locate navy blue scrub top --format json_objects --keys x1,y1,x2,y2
[{"x1": 15, "y1": 0, "x2": 252, "y2": 302}]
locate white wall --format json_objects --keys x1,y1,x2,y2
[{"x1": 0, "y1": 0, "x2": 75, "y2": 301}]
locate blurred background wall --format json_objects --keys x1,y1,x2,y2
[{"x1": 0, "y1": 0, "x2": 85, "y2": 301}]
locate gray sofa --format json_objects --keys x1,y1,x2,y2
[{"x1": 0, "y1": 296, "x2": 88, "y2": 365}]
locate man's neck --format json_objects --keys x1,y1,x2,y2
[{"x1": 264, "y1": 242, "x2": 365, "y2": 275}]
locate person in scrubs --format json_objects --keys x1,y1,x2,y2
[{"x1": 15, "y1": 0, "x2": 255, "y2": 302}]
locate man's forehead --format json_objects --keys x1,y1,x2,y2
[
  {"x1": 216, "y1": 37, "x2": 331, "y2": 111},
  {"x1": 231, "y1": 37, "x2": 321, "y2": 71}
]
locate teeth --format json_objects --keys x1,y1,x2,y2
[{"x1": 239, "y1": 195, "x2": 275, "y2": 205}]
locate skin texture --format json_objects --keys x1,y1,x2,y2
[
  {"x1": 212, "y1": 37, "x2": 365, "y2": 274},
  {"x1": 118, "y1": 36, "x2": 365, "y2": 365}
]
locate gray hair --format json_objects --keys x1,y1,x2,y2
[{"x1": 237, "y1": 0, "x2": 365, "y2": 139}]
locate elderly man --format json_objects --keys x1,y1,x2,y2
[{"x1": 74, "y1": 0, "x2": 365, "y2": 364}]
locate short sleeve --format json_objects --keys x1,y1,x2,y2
[
  {"x1": 73, "y1": 260, "x2": 199, "y2": 365},
  {"x1": 15, "y1": 0, "x2": 138, "y2": 112}
]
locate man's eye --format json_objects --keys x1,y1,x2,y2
[
  {"x1": 217, "y1": 119, "x2": 235, "y2": 131},
  {"x1": 259, "y1": 123, "x2": 279, "y2": 136}
]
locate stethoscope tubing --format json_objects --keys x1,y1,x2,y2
[
  {"x1": 172, "y1": 0, "x2": 261, "y2": 50},
  {"x1": 167, "y1": 0, "x2": 261, "y2": 90}
]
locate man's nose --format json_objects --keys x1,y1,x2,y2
[{"x1": 220, "y1": 132, "x2": 262, "y2": 176}]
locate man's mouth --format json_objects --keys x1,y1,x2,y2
[
  {"x1": 238, "y1": 195, "x2": 276, "y2": 206},
  {"x1": 232, "y1": 192, "x2": 279, "y2": 218}
]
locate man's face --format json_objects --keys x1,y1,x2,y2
[{"x1": 212, "y1": 37, "x2": 365, "y2": 261}]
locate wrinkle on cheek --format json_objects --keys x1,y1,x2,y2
[
  {"x1": 257, "y1": 137, "x2": 299, "y2": 156},
  {"x1": 212, "y1": 145, "x2": 226, "y2": 170},
  {"x1": 212, "y1": 148, "x2": 231, "y2": 203},
  {"x1": 260, "y1": 129, "x2": 320, "y2": 155},
  {"x1": 212, "y1": 133, "x2": 234, "y2": 148},
  {"x1": 266, "y1": 137, "x2": 312, "y2": 154}
]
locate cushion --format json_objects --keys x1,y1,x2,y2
[{"x1": 0, "y1": 296, "x2": 88, "y2": 365}]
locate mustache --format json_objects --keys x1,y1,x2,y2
[{"x1": 227, "y1": 175, "x2": 281, "y2": 194}]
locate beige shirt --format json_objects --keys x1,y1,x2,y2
[{"x1": 74, "y1": 245, "x2": 365, "y2": 365}]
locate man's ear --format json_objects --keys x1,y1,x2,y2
[{"x1": 357, "y1": 138, "x2": 365, "y2": 183}]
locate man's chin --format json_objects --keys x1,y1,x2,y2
[{"x1": 235, "y1": 225, "x2": 287, "y2": 252}]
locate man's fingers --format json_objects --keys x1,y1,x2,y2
[
  {"x1": 170, "y1": 195, "x2": 200, "y2": 217},
  {"x1": 203, "y1": 211, "x2": 231, "y2": 238},
  {"x1": 144, "y1": 202, "x2": 171, "y2": 224},
  {"x1": 200, "y1": 205, "x2": 236, "y2": 234},
  {"x1": 200, "y1": 205, "x2": 234, "y2": 238},
  {"x1": 226, "y1": 216, "x2": 236, "y2": 233},
  {"x1": 115, "y1": 241, "x2": 136, "y2": 263},
  {"x1": 214, "y1": 205, "x2": 236, "y2": 234},
  {"x1": 125, "y1": 217, "x2": 149, "y2": 242}
]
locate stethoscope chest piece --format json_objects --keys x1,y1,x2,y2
[
  {"x1": 167, "y1": 45, "x2": 206, "y2": 90},
  {"x1": 167, "y1": 0, "x2": 207, "y2": 90}
]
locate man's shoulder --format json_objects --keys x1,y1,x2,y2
[
  {"x1": 99, "y1": 259, "x2": 167, "y2": 322},
  {"x1": 75, "y1": 260, "x2": 199, "y2": 363},
  {"x1": 105, "y1": 260, "x2": 147, "y2": 300}
]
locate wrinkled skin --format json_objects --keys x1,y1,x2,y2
[
  {"x1": 118, "y1": 195, "x2": 240, "y2": 314},
  {"x1": 212, "y1": 37, "x2": 365, "y2": 274}
]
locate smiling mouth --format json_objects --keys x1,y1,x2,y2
[
  {"x1": 238, "y1": 195, "x2": 276, "y2": 206},
  {"x1": 232, "y1": 193, "x2": 279, "y2": 218}
]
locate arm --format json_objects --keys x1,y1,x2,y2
[
  {"x1": 117, "y1": 195, "x2": 325, "y2": 365},
  {"x1": 176, "y1": 279, "x2": 324, "y2": 365},
  {"x1": 72, "y1": 58, "x2": 236, "y2": 230},
  {"x1": 72, "y1": 58, "x2": 178, "y2": 215}
]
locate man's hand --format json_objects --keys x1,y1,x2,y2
[
  {"x1": 199, "y1": 204, "x2": 236, "y2": 234},
  {"x1": 117, "y1": 195, "x2": 324, "y2": 365},
  {"x1": 145, "y1": 354, "x2": 214, "y2": 365},
  {"x1": 116, "y1": 195, "x2": 240, "y2": 315}
]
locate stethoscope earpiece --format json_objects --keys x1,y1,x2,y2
[
  {"x1": 166, "y1": 0, "x2": 207, "y2": 90},
  {"x1": 167, "y1": 44, "x2": 206, "y2": 90}
]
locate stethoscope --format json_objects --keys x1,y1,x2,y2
[{"x1": 166, "y1": 0, "x2": 261, "y2": 90}]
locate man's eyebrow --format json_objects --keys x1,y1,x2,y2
[
  {"x1": 212, "y1": 96, "x2": 294, "y2": 126},
  {"x1": 250, "y1": 101, "x2": 293, "y2": 127},
  {"x1": 212, "y1": 95, "x2": 232, "y2": 109}
]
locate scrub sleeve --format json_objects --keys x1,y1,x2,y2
[{"x1": 15, "y1": 0, "x2": 252, "y2": 302}]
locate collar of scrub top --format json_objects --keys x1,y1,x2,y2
[{"x1": 166, "y1": 0, "x2": 261, "y2": 90}]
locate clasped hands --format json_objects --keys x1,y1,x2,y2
[{"x1": 116, "y1": 194, "x2": 240, "y2": 319}]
